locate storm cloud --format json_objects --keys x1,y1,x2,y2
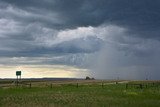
[{"x1": 0, "y1": 0, "x2": 160, "y2": 79}]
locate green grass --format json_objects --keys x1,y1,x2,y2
[{"x1": 0, "y1": 83, "x2": 160, "y2": 107}]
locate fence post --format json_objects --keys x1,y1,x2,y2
[
  {"x1": 126, "y1": 84, "x2": 128, "y2": 89},
  {"x1": 76, "y1": 83, "x2": 78, "y2": 88},
  {"x1": 29, "y1": 83, "x2": 31, "y2": 88},
  {"x1": 102, "y1": 83, "x2": 104, "y2": 88},
  {"x1": 140, "y1": 84, "x2": 142, "y2": 89},
  {"x1": 145, "y1": 84, "x2": 148, "y2": 88},
  {"x1": 51, "y1": 84, "x2": 53, "y2": 89}
]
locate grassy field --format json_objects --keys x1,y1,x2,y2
[{"x1": 0, "y1": 80, "x2": 160, "y2": 107}]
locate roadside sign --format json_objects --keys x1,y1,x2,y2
[{"x1": 16, "y1": 71, "x2": 21, "y2": 76}]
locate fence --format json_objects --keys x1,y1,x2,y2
[
  {"x1": 126, "y1": 82, "x2": 160, "y2": 89},
  {"x1": 0, "y1": 80, "x2": 160, "y2": 90}
]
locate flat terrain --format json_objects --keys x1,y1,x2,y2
[{"x1": 0, "y1": 79, "x2": 160, "y2": 107}]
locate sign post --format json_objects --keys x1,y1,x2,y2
[{"x1": 16, "y1": 71, "x2": 21, "y2": 86}]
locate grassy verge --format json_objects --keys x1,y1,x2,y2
[{"x1": 0, "y1": 83, "x2": 160, "y2": 107}]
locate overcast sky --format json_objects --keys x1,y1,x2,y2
[{"x1": 0, "y1": 0, "x2": 160, "y2": 79}]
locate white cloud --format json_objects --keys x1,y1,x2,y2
[
  {"x1": 37, "y1": 25, "x2": 126, "y2": 47},
  {"x1": 0, "y1": 18, "x2": 22, "y2": 36}
]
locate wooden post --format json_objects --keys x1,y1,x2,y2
[
  {"x1": 126, "y1": 84, "x2": 128, "y2": 89},
  {"x1": 51, "y1": 84, "x2": 53, "y2": 89},
  {"x1": 29, "y1": 83, "x2": 31, "y2": 88},
  {"x1": 76, "y1": 83, "x2": 78, "y2": 88},
  {"x1": 140, "y1": 84, "x2": 142, "y2": 89},
  {"x1": 102, "y1": 83, "x2": 104, "y2": 88},
  {"x1": 16, "y1": 75, "x2": 18, "y2": 86}
]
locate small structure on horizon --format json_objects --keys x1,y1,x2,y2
[{"x1": 85, "y1": 76, "x2": 95, "y2": 80}]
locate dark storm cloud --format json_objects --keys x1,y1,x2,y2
[
  {"x1": 1, "y1": 37, "x2": 103, "y2": 57},
  {"x1": 1, "y1": 0, "x2": 160, "y2": 79},
  {"x1": 2, "y1": 0, "x2": 160, "y2": 31},
  {"x1": 0, "y1": 0, "x2": 159, "y2": 46},
  {"x1": 1, "y1": 0, "x2": 160, "y2": 55}
]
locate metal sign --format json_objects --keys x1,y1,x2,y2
[{"x1": 16, "y1": 71, "x2": 21, "y2": 76}]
